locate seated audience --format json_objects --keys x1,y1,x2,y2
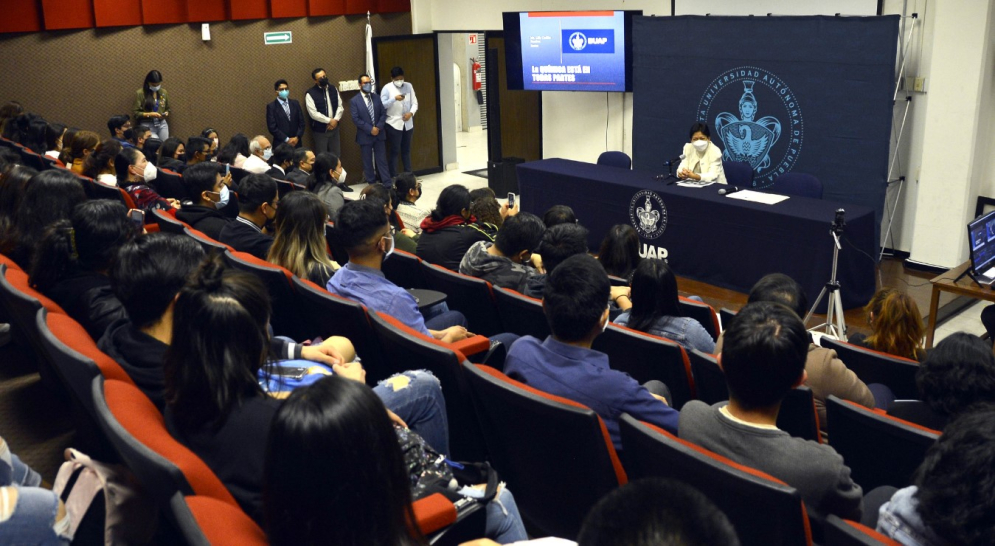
[
  {"x1": 849, "y1": 288, "x2": 926, "y2": 361},
  {"x1": 44, "y1": 122, "x2": 66, "y2": 160},
  {"x1": 265, "y1": 143, "x2": 295, "y2": 180},
  {"x1": 613, "y1": 259, "x2": 715, "y2": 354},
  {"x1": 392, "y1": 172, "x2": 429, "y2": 236},
  {"x1": 876, "y1": 405, "x2": 995, "y2": 545},
  {"x1": 576, "y1": 478, "x2": 740, "y2": 546},
  {"x1": 523, "y1": 222, "x2": 590, "y2": 298},
  {"x1": 459, "y1": 212, "x2": 544, "y2": 292},
  {"x1": 115, "y1": 148, "x2": 178, "y2": 212},
  {"x1": 327, "y1": 199, "x2": 471, "y2": 344},
  {"x1": 892, "y1": 332, "x2": 995, "y2": 430},
  {"x1": 0, "y1": 148, "x2": 19, "y2": 173},
  {"x1": 216, "y1": 133, "x2": 250, "y2": 168},
  {"x1": 0, "y1": 101, "x2": 23, "y2": 138},
  {"x1": 597, "y1": 224, "x2": 641, "y2": 281},
  {"x1": 107, "y1": 114, "x2": 133, "y2": 148},
  {"x1": 267, "y1": 191, "x2": 339, "y2": 286},
  {"x1": 242, "y1": 135, "x2": 272, "y2": 174},
  {"x1": 81, "y1": 139, "x2": 122, "y2": 185},
  {"x1": 0, "y1": 170, "x2": 86, "y2": 269},
  {"x1": 543, "y1": 204, "x2": 578, "y2": 228},
  {"x1": 504, "y1": 254, "x2": 679, "y2": 450},
  {"x1": 416, "y1": 184, "x2": 492, "y2": 271},
  {"x1": 156, "y1": 137, "x2": 186, "y2": 172},
  {"x1": 125, "y1": 124, "x2": 151, "y2": 150},
  {"x1": 202, "y1": 128, "x2": 220, "y2": 155},
  {"x1": 29, "y1": 200, "x2": 131, "y2": 339},
  {"x1": 218, "y1": 173, "x2": 278, "y2": 259},
  {"x1": 361, "y1": 183, "x2": 417, "y2": 252},
  {"x1": 680, "y1": 301, "x2": 863, "y2": 528},
  {"x1": 264, "y1": 376, "x2": 527, "y2": 545},
  {"x1": 164, "y1": 257, "x2": 452, "y2": 523},
  {"x1": 175, "y1": 163, "x2": 231, "y2": 240},
  {"x1": 184, "y1": 136, "x2": 213, "y2": 170},
  {"x1": 0, "y1": 165, "x2": 37, "y2": 237},
  {"x1": 60, "y1": 129, "x2": 99, "y2": 174},
  {"x1": 715, "y1": 274, "x2": 874, "y2": 435},
  {"x1": 285, "y1": 148, "x2": 313, "y2": 185},
  {"x1": 141, "y1": 136, "x2": 162, "y2": 167},
  {"x1": 469, "y1": 187, "x2": 505, "y2": 239},
  {"x1": 306, "y1": 152, "x2": 347, "y2": 221},
  {"x1": 0, "y1": 435, "x2": 71, "y2": 545}
]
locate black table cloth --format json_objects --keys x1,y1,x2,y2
[{"x1": 517, "y1": 159, "x2": 876, "y2": 310}]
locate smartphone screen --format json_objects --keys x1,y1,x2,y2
[
  {"x1": 128, "y1": 209, "x2": 144, "y2": 233},
  {"x1": 507, "y1": 192, "x2": 516, "y2": 208},
  {"x1": 225, "y1": 164, "x2": 230, "y2": 176},
  {"x1": 268, "y1": 366, "x2": 309, "y2": 380}
]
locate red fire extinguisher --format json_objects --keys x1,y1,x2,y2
[{"x1": 472, "y1": 59, "x2": 482, "y2": 91}]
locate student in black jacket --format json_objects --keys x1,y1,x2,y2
[
  {"x1": 218, "y1": 173, "x2": 278, "y2": 259},
  {"x1": 415, "y1": 184, "x2": 492, "y2": 271},
  {"x1": 175, "y1": 162, "x2": 232, "y2": 241}
]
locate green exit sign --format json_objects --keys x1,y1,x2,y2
[{"x1": 264, "y1": 31, "x2": 292, "y2": 45}]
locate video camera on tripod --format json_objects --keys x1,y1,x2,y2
[{"x1": 804, "y1": 208, "x2": 848, "y2": 339}]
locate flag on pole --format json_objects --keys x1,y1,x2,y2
[{"x1": 365, "y1": 12, "x2": 376, "y2": 84}]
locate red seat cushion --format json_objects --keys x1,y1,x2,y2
[
  {"x1": 411, "y1": 493, "x2": 458, "y2": 536},
  {"x1": 46, "y1": 312, "x2": 133, "y2": 384},
  {"x1": 6, "y1": 269, "x2": 65, "y2": 314},
  {"x1": 184, "y1": 495, "x2": 267, "y2": 545}
]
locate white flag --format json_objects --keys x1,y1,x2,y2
[{"x1": 365, "y1": 19, "x2": 376, "y2": 84}]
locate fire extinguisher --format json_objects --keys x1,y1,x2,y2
[{"x1": 472, "y1": 59, "x2": 482, "y2": 91}]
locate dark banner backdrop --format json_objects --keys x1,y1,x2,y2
[{"x1": 632, "y1": 15, "x2": 899, "y2": 235}]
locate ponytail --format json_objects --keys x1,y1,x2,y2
[{"x1": 28, "y1": 220, "x2": 77, "y2": 292}]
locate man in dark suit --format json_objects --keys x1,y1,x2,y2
[
  {"x1": 265, "y1": 143, "x2": 295, "y2": 181},
  {"x1": 266, "y1": 79, "x2": 305, "y2": 148},
  {"x1": 349, "y1": 74, "x2": 391, "y2": 186},
  {"x1": 218, "y1": 173, "x2": 278, "y2": 260},
  {"x1": 285, "y1": 148, "x2": 314, "y2": 185}
]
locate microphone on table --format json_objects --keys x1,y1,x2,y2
[
  {"x1": 717, "y1": 186, "x2": 743, "y2": 196},
  {"x1": 654, "y1": 154, "x2": 686, "y2": 181}
]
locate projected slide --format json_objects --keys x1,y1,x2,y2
[{"x1": 519, "y1": 11, "x2": 626, "y2": 92}]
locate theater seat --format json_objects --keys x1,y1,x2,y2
[
  {"x1": 678, "y1": 296, "x2": 721, "y2": 340},
  {"x1": 819, "y1": 337, "x2": 919, "y2": 399},
  {"x1": 492, "y1": 286, "x2": 550, "y2": 339},
  {"x1": 382, "y1": 248, "x2": 429, "y2": 289},
  {"x1": 826, "y1": 395, "x2": 939, "y2": 491},
  {"x1": 171, "y1": 494, "x2": 267, "y2": 546},
  {"x1": 824, "y1": 515, "x2": 901, "y2": 546},
  {"x1": 596, "y1": 151, "x2": 631, "y2": 169},
  {"x1": 771, "y1": 172, "x2": 823, "y2": 199},
  {"x1": 591, "y1": 323, "x2": 696, "y2": 409},
  {"x1": 687, "y1": 349, "x2": 727, "y2": 404},
  {"x1": 778, "y1": 386, "x2": 821, "y2": 443},
  {"x1": 152, "y1": 208, "x2": 189, "y2": 235},
  {"x1": 419, "y1": 261, "x2": 504, "y2": 336},
  {"x1": 183, "y1": 226, "x2": 233, "y2": 255},
  {"x1": 464, "y1": 363, "x2": 626, "y2": 539},
  {"x1": 719, "y1": 307, "x2": 737, "y2": 331},
  {"x1": 619, "y1": 414, "x2": 812, "y2": 546},
  {"x1": 223, "y1": 250, "x2": 302, "y2": 339},
  {"x1": 0, "y1": 264, "x2": 66, "y2": 388},
  {"x1": 154, "y1": 168, "x2": 187, "y2": 201}
]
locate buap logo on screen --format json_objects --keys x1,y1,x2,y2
[
  {"x1": 561, "y1": 29, "x2": 615, "y2": 54},
  {"x1": 696, "y1": 67, "x2": 804, "y2": 189}
]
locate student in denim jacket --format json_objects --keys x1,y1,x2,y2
[{"x1": 613, "y1": 258, "x2": 715, "y2": 354}]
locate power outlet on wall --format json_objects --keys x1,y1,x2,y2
[{"x1": 339, "y1": 80, "x2": 359, "y2": 91}]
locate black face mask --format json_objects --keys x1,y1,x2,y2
[{"x1": 318, "y1": 77, "x2": 329, "y2": 87}]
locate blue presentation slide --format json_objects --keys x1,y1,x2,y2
[{"x1": 519, "y1": 11, "x2": 626, "y2": 92}]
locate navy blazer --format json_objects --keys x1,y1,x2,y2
[
  {"x1": 266, "y1": 99, "x2": 305, "y2": 147},
  {"x1": 349, "y1": 92, "x2": 387, "y2": 145}
]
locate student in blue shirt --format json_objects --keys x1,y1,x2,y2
[{"x1": 503, "y1": 253, "x2": 679, "y2": 451}]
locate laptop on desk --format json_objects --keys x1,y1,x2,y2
[{"x1": 967, "y1": 210, "x2": 995, "y2": 286}]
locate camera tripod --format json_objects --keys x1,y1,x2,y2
[{"x1": 803, "y1": 209, "x2": 848, "y2": 340}]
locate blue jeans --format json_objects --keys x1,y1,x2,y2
[
  {"x1": 373, "y1": 370, "x2": 450, "y2": 455},
  {"x1": 424, "y1": 310, "x2": 468, "y2": 330},
  {"x1": 486, "y1": 488, "x2": 528, "y2": 544},
  {"x1": 0, "y1": 487, "x2": 70, "y2": 545}
]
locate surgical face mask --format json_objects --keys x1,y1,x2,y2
[
  {"x1": 278, "y1": 89, "x2": 289, "y2": 100},
  {"x1": 263, "y1": 147, "x2": 273, "y2": 160},
  {"x1": 692, "y1": 140, "x2": 708, "y2": 153},
  {"x1": 601, "y1": 309, "x2": 610, "y2": 332},
  {"x1": 318, "y1": 77, "x2": 329, "y2": 87},
  {"x1": 335, "y1": 167, "x2": 347, "y2": 184},
  {"x1": 216, "y1": 185, "x2": 230, "y2": 208},
  {"x1": 149, "y1": 85, "x2": 161, "y2": 92},
  {"x1": 143, "y1": 162, "x2": 157, "y2": 182},
  {"x1": 383, "y1": 233, "x2": 395, "y2": 261},
  {"x1": 361, "y1": 83, "x2": 373, "y2": 93},
  {"x1": 212, "y1": 137, "x2": 219, "y2": 148},
  {"x1": 394, "y1": 79, "x2": 404, "y2": 87}
]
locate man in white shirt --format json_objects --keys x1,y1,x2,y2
[
  {"x1": 243, "y1": 135, "x2": 272, "y2": 174},
  {"x1": 305, "y1": 68, "x2": 345, "y2": 157},
  {"x1": 380, "y1": 66, "x2": 418, "y2": 177}
]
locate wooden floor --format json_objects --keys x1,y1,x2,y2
[{"x1": 677, "y1": 256, "x2": 940, "y2": 338}]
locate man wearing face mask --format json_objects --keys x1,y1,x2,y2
[
  {"x1": 380, "y1": 66, "x2": 418, "y2": 177},
  {"x1": 305, "y1": 68, "x2": 345, "y2": 157},
  {"x1": 503, "y1": 254, "x2": 678, "y2": 452},
  {"x1": 242, "y1": 135, "x2": 273, "y2": 174},
  {"x1": 218, "y1": 173, "x2": 278, "y2": 260},
  {"x1": 267, "y1": 79, "x2": 305, "y2": 149},
  {"x1": 285, "y1": 148, "x2": 314, "y2": 185},
  {"x1": 349, "y1": 73, "x2": 391, "y2": 186},
  {"x1": 176, "y1": 163, "x2": 234, "y2": 241}
]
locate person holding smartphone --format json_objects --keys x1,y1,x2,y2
[{"x1": 380, "y1": 66, "x2": 418, "y2": 177}]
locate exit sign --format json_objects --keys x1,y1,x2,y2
[{"x1": 264, "y1": 31, "x2": 292, "y2": 45}]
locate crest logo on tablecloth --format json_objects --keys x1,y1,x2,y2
[{"x1": 629, "y1": 190, "x2": 668, "y2": 240}]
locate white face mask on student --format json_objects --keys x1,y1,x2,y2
[{"x1": 143, "y1": 162, "x2": 157, "y2": 182}]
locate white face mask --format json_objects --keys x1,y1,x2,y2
[
  {"x1": 394, "y1": 79, "x2": 404, "y2": 87},
  {"x1": 601, "y1": 308, "x2": 610, "y2": 332},
  {"x1": 692, "y1": 140, "x2": 708, "y2": 153},
  {"x1": 212, "y1": 137, "x2": 219, "y2": 148},
  {"x1": 336, "y1": 167, "x2": 347, "y2": 184},
  {"x1": 216, "y1": 185, "x2": 230, "y2": 208},
  {"x1": 143, "y1": 162, "x2": 157, "y2": 182},
  {"x1": 383, "y1": 233, "x2": 395, "y2": 261},
  {"x1": 263, "y1": 148, "x2": 273, "y2": 160}
]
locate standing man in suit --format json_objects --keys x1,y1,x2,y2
[
  {"x1": 266, "y1": 79, "x2": 305, "y2": 149},
  {"x1": 350, "y1": 74, "x2": 391, "y2": 186},
  {"x1": 305, "y1": 68, "x2": 345, "y2": 157}
]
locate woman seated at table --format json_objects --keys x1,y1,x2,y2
[
  {"x1": 675, "y1": 122, "x2": 726, "y2": 185},
  {"x1": 848, "y1": 287, "x2": 926, "y2": 362}
]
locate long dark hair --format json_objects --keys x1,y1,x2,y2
[
  {"x1": 0, "y1": 165, "x2": 37, "y2": 236},
  {"x1": 82, "y1": 140, "x2": 122, "y2": 179},
  {"x1": 158, "y1": 137, "x2": 184, "y2": 165},
  {"x1": 429, "y1": 184, "x2": 470, "y2": 222},
  {"x1": 0, "y1": 170, "x2": 86, "y2": 267},
  {"x1": 29, "y1": 200, "x2": 132, "y2": 292},
  {"x1": 115, "y1": 147, "x2": 144, "y2": 186},
  {"x1": 164, "y1": 255, "x2": 270, "y2": 433},
  {"x1": 217, "y1": 134, "x2": 250, "y2": 165},
  {"x1": 264, "y1": 376, "x2": 421, "y2": 546},
  {"x1": 626, "y1": 258, "x2": 684, "y2": 333},
  {"x1": 142, "y1": 70, "x2": 163, "y2": 113},
  {"x1": 306, "y1": 152, "x2": 339, "y2": 193},
  {"x1": 597, "y1": 224, "x2": 641, "y2": 279},
  {"x1": 61, "y1": 130, "x2": 99, "y2": 165}
]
